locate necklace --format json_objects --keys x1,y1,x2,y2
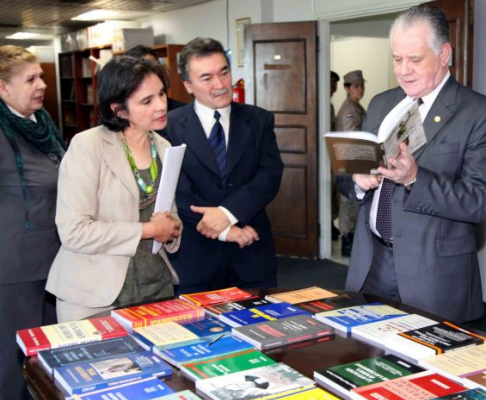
[{"x1": 120, "y1": 131, "x2": 158, "y2": 194}]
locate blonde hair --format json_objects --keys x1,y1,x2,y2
[{"x1": 0, "y1": 45, "x2": 38, "y2": 82}]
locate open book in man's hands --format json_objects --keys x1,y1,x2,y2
[{"x1": 325, "y1": 99, "x2": 426, "y2": 175}]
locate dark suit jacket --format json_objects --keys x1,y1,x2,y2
[
  {"x1": 163, "y1": 102, "x2": 284, "y2": 287},
  {"x1": 339, "y1": 76, "x2": 486, "y2": 323}
]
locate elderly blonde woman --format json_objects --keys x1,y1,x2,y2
[
  {"x1": 0, "y1": 45, "x2": 65, "y2": 400},
  {"x1": 46, "y1": 56, "x2": 182, "y2": 323}
]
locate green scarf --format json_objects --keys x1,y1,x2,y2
[{"x1": 0, "y1": 99, "x2": 66, "y2": 229}]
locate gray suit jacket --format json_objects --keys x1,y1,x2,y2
[{"x1": 339, "y1": 76, "x2": 486, "y2": 322}]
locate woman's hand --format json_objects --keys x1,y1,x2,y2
[{"x1": 142, "y1": 211, "x2": 182, "y2": 243}]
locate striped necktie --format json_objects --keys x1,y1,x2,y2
[{"x1": 208, "y1": 111, "x2": 227, "y2": 185}]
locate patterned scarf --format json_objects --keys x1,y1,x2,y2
[{"x1": 0, "y1": 99, "x2": 66, "y2": 229}]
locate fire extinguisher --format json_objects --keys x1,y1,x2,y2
[{"x1": 232, "y1": 78, "x2": 245, "y2": 103}]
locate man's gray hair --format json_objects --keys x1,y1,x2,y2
[{"x1": 390, "y1": 6, "x2": 450, "y2": 54}]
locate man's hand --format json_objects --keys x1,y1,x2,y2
[
  {"x1": 353, "y1": 173, "x2": 382, "y2": 191},
  {"x1": 377, "y1": 142, "x2": 418, "y2": 185},
  {"x1": 191, "y1": 206, "x2": 230, "y2": 239},
  {"x1": 227, "y1": 225, "x2": 259, "y2": 248}
]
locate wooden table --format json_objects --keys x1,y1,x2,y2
[{"x1": 22, "y1": 289, "x2": 477, "y2": 400}]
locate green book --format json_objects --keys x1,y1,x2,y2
[{"x1": 180, "y1": 348, "x2": 276, "y2": 381}]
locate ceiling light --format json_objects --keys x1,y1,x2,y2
[
  {"x1": 6, "y1": 32, "x2": 40, "y2": 40},
  {"x1": 72, "y1": 9, "x2": 116, "y2": 21}
]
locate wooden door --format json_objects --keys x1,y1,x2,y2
[
  {"x1": 423, "y1": 0, "x2": 474, "y2": 87},
  {"x1": 245, "y1": 21, "x2": 318, "y2": 258}
]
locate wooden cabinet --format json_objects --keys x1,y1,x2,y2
[{"x1": 59, "y1": 44, "x2": 190, "y2": 141}]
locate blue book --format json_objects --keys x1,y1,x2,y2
[
  {"x1": 64, "y1": 376, "x2": 173, "y2": 400},
  {"x1": 315, "y1": 302, "x2": 408, "y2": 333},
  {"x1": 219, "y1": 302, "x2": 311, "y2": 327},
  {"x1": 155, "y1": 335, "x2": 255, "y2": 368},
  {"x1": 38, "y1": 335, "x2": 148, "y2": 375},
  {"x1": 54, "y1": 350, "x2": 172, "y2": 395}
]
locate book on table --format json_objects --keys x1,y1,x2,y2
[
  {"x1": 385, "y1": 321, "x2": 486, "y2": 363},
  {"x1": 259, "y1": 386, "x2": 341, "y2": 400},
  {"x1": 152, "y1": 390, "x2": 203, "y2": 400},
  {"x1": 195, "y1": 362, "x2": 315, "y2": 400},
  {"x1": 313, "y1": 354, "x2": 424, "y2": 399},
  {"x1": 325, "y1": 99, "x2": 426, "y2": 175},
  {"x1": 264, "y1": 287, "x2": 338, "y2": 304},
  {"x1": 417, "y1": 344, "x2": 486, "y2": 387},
  {"x1": 350, "y1": 313, "x2": 437, "y2": 348},
  {"x1": 16, "y1": 316, "x2": 128, "y2": 356},
  {"x1": 110, "y1": 299, "x2": 204, "y2": 332},
  {"x1": 349, "y1": 370, "x2": 468, "y2": 400},
  {"x1": 54, "y1": 350, "x2": 172, "y2": 395},
  {"x1": 38, "y1": 335, "x2": 148, "y2": 375},
  {"x1": 219, "y1": 301, "x2": 311, "y2": 328},
  {"x1": 179, "y1": 287, "x2": 253, "y2": 306},
  {"x1": 232, "y1": 314, "x2": 334, "y2": 350},
  {"x1": 429, "y1": 388, "x2": 486, "y2": 400},
  {"x1": 463, "y1": 371, "x2": 486, "y2": 390},
  {"x1": 133, "y1": 316, "x2": 232, "y2": 351},
  {"x1": 294, "y1": 294, "x2": 363, "y2": 315},
  {"x1": 156, "y1": 335, "x2": 254, "y2": 368},
  {"x1": 64, "y1": 376, "x2": 173, "y2": 400},
  {"x1": 180, "y1": 348, "x2": 276, "y2": 381},
  {"x1": 314, "y1": 302, "x2": 408, "y2": 333},
  {"x1": 204, "y1": 296, "x2": 271, "y2": 318}
]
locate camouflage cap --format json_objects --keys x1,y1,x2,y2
[{"x1": 343, "y1": 70, "x2": 365, "y2": 85}]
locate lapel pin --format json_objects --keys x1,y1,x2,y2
[{"x1": 434, "y1": 116, "x2": 441, "y2": 122}]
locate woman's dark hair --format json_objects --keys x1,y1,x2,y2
[
  {"x1": 125, "y1": 44, "x2": 158, "y2": 60},
  {"x1": 98, "y1": 56, "x2": 170, "y2": 132}
]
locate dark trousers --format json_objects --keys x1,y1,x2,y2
[
  {"x1": 0, "y1": 280, "x2": 56, "y2": 400},
  {"x1": 361, "y1": 235, "x2": 401, "y2": 302}
]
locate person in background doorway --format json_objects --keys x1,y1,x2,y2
[
  {"x1": 46, "y1": 56, "x2": 181, "y2": 322},
  {"x1": 336, "y1": 70, "x2": 367, "y2": 256},
  {"x1": 330, "y1": 70, "x2": 340, "y2": 241},
  {"x1": 0, "y1": 45, "x2": 64, "y2": 400},
  {"x1": 125, "y1": 44, "x2": 186, "y2": 111},
  {"x1": 338, "y1": 6, "x2": 486, "y2": 323},
  {"x1": 163, "y1": 37, "x2": 283, "y2": 293}
]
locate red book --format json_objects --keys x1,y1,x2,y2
[
  {"x1": 350, "y1": 371, "x2": 468, "y2": 400},
  {"x1": 179, "y1": 287, "x2": 253, "y2": 306},
  {"x1": 111, "y1": 299, "x2": 205, "y2": 331},
  {"x1": 16, "y1": 316, "x2": 128, "y2": 356}
]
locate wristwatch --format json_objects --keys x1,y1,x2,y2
[{"x1": 404, "y1": 177, "x2": 417, "y2": 191}]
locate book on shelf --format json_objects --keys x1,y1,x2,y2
[
  {"x1": 38, "y1": 335, "x2": 147, "y2": 375},
  {"x1": 464, "y1": 371, "x2": 486, "y2": 390},
  {"x1": 180, "y1": 348, "x2": 276, "y2": 381},
  {"x1": 64, "y1": 376, "x2": 173, "y2": 400},
  {"x1": 417, "y1": 344, "x2": 486, "y2": 387},
  {"x1": 133, "y1": 316, "x2": 232, "y2": 351},
  {"x1": 325, "y1": 99, "x2": 426, "y2": 175},
  {"x1": 295, "y1": 294, "x2": 363, "y2": 315},
  {"x1": 385, "y1": 321, "x2": 486, "y2": 363},
  {"x1": 265, "y1": 287, "x2": 338, "y2": 304},
  {"x1": 219, "y1": 302, "x2": 311, "y2": 328},
  {"x1": 54, "y1": 350, "x2": 172, "y2": 395},
  {"x1": 313, "y1": 354, "x2": 424, "y2": 399},
  {"x1": 110, "y1": 299, "x2": 204, "y2": 331},
  {"x1": 156, "y1": 335, "x2": 254, "y2": 368},
  {"x1": 351, "y1": 313, "x2": 437, "y2": 348},
  {"x1": 315, "y1": 302, "x2": 408, "y2": 333},
  {"x1": 232, "y1": 314, "x2": 334, "y2": 350},
  {"x1": 204, "y1": 296, "x2": 271, "y2": 317},
  {"x1": 180, "y1": 287, "x2": 254, "y2": 306},
  {"x1": 16, "y1": 316, "x2": 128, "y2": 356},
  {"x1": 430, "y1": 388, "x2": 486, "y2": 400},
  {"x1": 195, "y1": 362, "x2": 315, "y2": 400},
  {"x1": 349, "y1": 370, "x2": 468, "y2": 400},
  {"x1": 260, "y1": 386, "x2": 341, "y2": 400}
]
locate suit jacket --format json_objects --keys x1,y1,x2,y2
[
  {"x1": 339, "y1": 76, "x2": 486, "y2": 323},
  {"x1": 46, "y1": 126, "x2": 180, "y2": 308},
  {"x1": 163, "y1": 102, "x2": 283, "y2": 286}
]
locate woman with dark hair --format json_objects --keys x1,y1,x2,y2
[
  {"x1": 46, "y1": 56, "x2": 182, "y2": 322},
  {"x1": 0, "y1": 45, "x2": 64, "y2": 400}
]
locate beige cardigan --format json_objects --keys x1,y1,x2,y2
[{"x1": 46, "y1": 126, "x2": 181, "y2": 307}]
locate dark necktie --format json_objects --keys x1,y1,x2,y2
[
  {"x1": 208, "y1": 111, "x2": 227, "y2": 185},
  {"x1": 376, "y1": 178, "x2": 395, "y2": 241}
]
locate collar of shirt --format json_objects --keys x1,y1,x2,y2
[
  {"x1": 194, "y1": 100, "x2": 231, "y2": 147},
  {"x1": 7, "y1": 104, "x2": 37, "y2": 122}
]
